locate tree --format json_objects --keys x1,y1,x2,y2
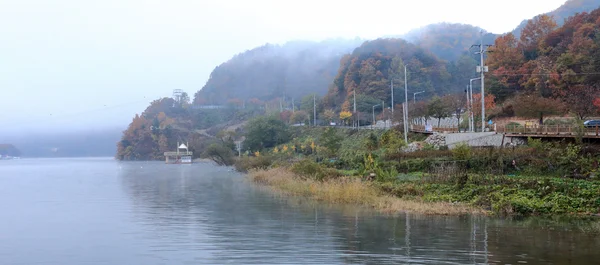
[
  {"x1": 472, "y1": 93, "x2": 496, "y2": 121},
  {"x1": 409, "y1": 101, "x2": 429, "y2": 125},
  {"x1": 202, "y1": 142, "x2": 235, "y2": 166},
  {"x1": 290, "y1": 110, "x2": 309, "y2": 124},
  {"x1": 323, "y1": 109, "x2": 336, "y2": 122},
  {"x1": 320, "y1": 128, "x2": 343, "y2": 157},
  {"x1": 180, "y1": 92, "x2": 191, "y2": 108},
  {"x1": 442, "y1": 93, "x2": 466, "y2": 129},
  {"x1": 244, "y1": 115, "x2": 291, "y2": 151},
  {"x1": 339, "y1": 111, "x2": 352, "y2": 125},
  {"x1": 564, "y1": 85, "x2": 599, "y2": 120},
  {"x1": 427, "y1": 96, "x2": 451, "y2": 127},
  {"x1": 300, "y1": 94, "x2": 323, "y2": 124},
  {"x1": 279, "y1": 110, "x2": 293, "y2": 123},
  {"x1": 519, "y1": 14, "x2": 557, "y2": 60},
  {"x1": 487, "y1": 33, "x2": 525, "y2": 100},
  {"x1": 511, "y1": 93, "x2": 562, "y2": 125}
]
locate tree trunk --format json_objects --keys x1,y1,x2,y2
[{"x1": 437, "y1": 118, "x2": 441, "y2": 127}]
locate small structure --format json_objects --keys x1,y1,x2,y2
[{"x1": 164, "y1": 142, "x2": 193, "y2": 164}]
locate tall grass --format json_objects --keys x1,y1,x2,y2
[{"x1": 248, "y1": 167, "x2": 487, "y2": 216}]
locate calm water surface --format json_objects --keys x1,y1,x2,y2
[{"x1": 0, "y1": 158, "x2": 598, "y2": 264}]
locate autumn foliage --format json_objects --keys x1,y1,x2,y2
[{"x1": 487, "y1": 9, "x2": 600, "y2": 119}]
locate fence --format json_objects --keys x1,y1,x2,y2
[
  {"x1": 499, "y1": 124, "x2": 600, "y2": 136},
  {"x1": 411, "y1": 124, "x2": 460, "y2": 134}
]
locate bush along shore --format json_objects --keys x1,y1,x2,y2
[{"x1": 204, "y1": 116, "x2": 600, "y2": 217}]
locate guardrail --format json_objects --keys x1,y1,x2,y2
[
  {"x1": 498, "y1": 124, "x2": 600, "y2": 136},
  {"x1": 411, "y1": 125, "x2": 460, "y2": 134}
]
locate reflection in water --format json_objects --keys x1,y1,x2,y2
[
  {"x1": 117, "y1": 161, "x2": 600, "y2": 265},
  {"x1": 1, "y1": 158, "x2": 598, "y2": 265}
]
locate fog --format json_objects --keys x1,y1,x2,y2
[{"x1": 0, "y1": 0, "x2": 567, "y2": 154}]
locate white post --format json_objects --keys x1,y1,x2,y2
[
  {"x1": 313, "y1": 94, "x2": 316, "y2": 126},
  {"x1": 391, "y1": 79, "x2": 394, "y2": 114},
  {"x1": 404, "y1": 65, "x2": 409, "y2": 143},
  {"x1": 480, "y1": 44, "x2": 485, "y2": 132}
]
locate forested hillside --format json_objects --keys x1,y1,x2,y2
[
  {"x1": 513, "y1": 0, "x2": 600, "y2": 37},
  {"x1": 193, "y1": 39, "x2": 363, "y2": 105},
  {"x1": 487, "y1": 9, "x2": 600, "y2": 121},
  {"x1": 117, "y1": 0, "x2": 600, "y2": 161},
  {"x1": 322, "y1": 38, "x2": 479, "y2": 112},
  {"x1": 402, "y1": 23, "x2": 497, "y2": 62}
]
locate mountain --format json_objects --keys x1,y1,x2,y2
[
  {"x1": 3, "y1": 129, "x2": 122, "y2": 158},
  {"x1": 0, "y1": 144, "x2": 20, "y2": 157},
  {"x1": 513, "y1": 0, "x2": 600, "y2": 37},
  {"x1": 486, "y1": 7, "x2": 600, "y2": 119},
  {"x1": 402, "y1": 23, "x2": 497, "y2": 62},
  {"x1": 193, "y1": 38, "x2": 364, "y2": 105},
  {"x1": 323, "y1": 38, "x2": 454, "y2": 112}
]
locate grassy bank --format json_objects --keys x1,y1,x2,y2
[
  {"x1": 207, "y1": 117, "x2": 600, "y2": 217},
  {"x1": 249, "y1": 167, "x2": 486, "y2": 215}
]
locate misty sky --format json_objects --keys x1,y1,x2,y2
[{"x1": 0, "y1": 0, "x2": 567, "y2": 135}]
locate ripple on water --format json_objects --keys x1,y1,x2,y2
[{"x1": 0, "y1": 158, "x2": 599, "y2": 264}]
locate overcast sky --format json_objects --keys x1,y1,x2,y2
[{"x1": 0, "y1": 0, "x2": 567, "y2": 135}]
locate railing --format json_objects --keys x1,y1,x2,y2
[
  {"x1": 411, "y1": 125, "x2": 459, "y2": 134},
  {"x1": 164, "y1": 151, "x2": 194, "y2": 156},
  {"x1": 499, "y1": 124, "x2": 600, "y2": 136}
]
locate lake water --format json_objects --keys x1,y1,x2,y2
[{"x1": 0, "y1": 158, "x2": 598, "y2": 264}]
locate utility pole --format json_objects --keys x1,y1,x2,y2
[
  {"x1": 466, "y1": 85, "x2": 471, "y2": 132},
  {"x1": 413, "y1": 91, "x2": 425, "y2": 104},
  {"x1": 391, "y1": 79, "x2": 394, "y2": 114},
  {"x1": 382, "y1": 100, "x2": 385, "y2": 129},
  {"x1": 313, "y1": 94, "x2": 317, "y2": 126},
  {"x1": 353, "y1": 88, "x2": 357, "y2": 128},
  {"x1": 472, "y1": 31, "x2": 492, "y2": 132},
  {"x1": 404, "y1": 65, "x2": 409, "y2": 143},
  {"x1": 469, "y1": 78, "x2": 480, "y2": 132},
  {"x1": 372, "y1": 104, "x2": 380, "y2": 130}
]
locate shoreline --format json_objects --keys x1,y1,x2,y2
[{"x1": 248, "y1": 167, "x2": 488, "y2": 216}]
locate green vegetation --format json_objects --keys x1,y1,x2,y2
[
  {"x1": 114, "y1": 1, "x2": 600, "y2": 220},
  {"x1": 243, "y1": 115, "x2": 291, "y2": 151},
  {"x1": 228, "y1": 116, "x2": 600, "y2": 218}
]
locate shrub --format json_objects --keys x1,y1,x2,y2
[
  {"x1": 451, "y1": 143, "x2": 471, "y2": 160},
  {"x1": 290, "y1": 159, "x2": 340, "y2": 181},
  {"x1": 234, "y1": 155, "x2": 274, "y2": 172},
  {"x1": 202, "y1": 143, "x2": 235, "y2": 166}
]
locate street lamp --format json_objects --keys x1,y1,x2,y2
[
  {"x1": 469, "y1": 78, "x2": 481, "y2": 132},
  {"x1": 413, "y1": 91, "x2": 425, "y2": 103},
  {"x1": 372, "y1": 104, "x2": 380, "y2": 129}
]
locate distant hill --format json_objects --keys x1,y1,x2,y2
[
  {"x1": 513, "y1": 0, "x2": 600, "y2": 37},
  {"x1": 3, "y1": 129, "x2": 121, "y2": 158},
  {"x1": 0, "y1": 144, "x2": 20, "y2": 157},
  {"x1": 193, "y1": 38, "x2": 364, "y2": 105},
  {"x1": 402, "y1": 23, "x2": 497, "y2": 62}
]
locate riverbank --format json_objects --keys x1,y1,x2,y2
[
  {"x1": 191, "y1": 116, "x2": 600, "y2": 218},
  {"x1": 248, "y1": 167, "x2": 487, "y2": 216}
]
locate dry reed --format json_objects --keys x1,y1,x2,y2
[{"x1": 248, "y1": 167, "x2": 487, "y2": 216}]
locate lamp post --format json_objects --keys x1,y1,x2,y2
[
  {"x1": 469, "y1": 78, "x2": 481, "y2": 132},
  {"x1": 413, "y1": 91, "x2": 425, "y2": 103},
  {"x1": 372, "y1": 104, "x2": 380, "y2": 129},
  {"x1": 404, "y1": 65, "x2": 409, "y2": 143}
]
